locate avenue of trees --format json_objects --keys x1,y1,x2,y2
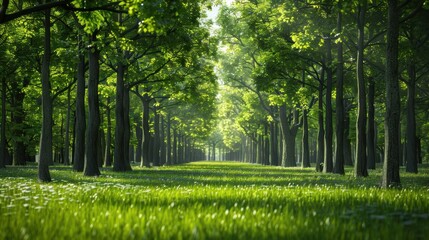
[
  {"x1": 0, "y1": 0, "x2": 218, "y2": 181},
  {"x1": 213, "y1": 0, "x2": 429, "y2": 187},
  {"x1": 1, "y1": 0, "x2": 429, "y2": 188}
]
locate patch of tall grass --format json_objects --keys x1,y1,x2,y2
[{"x1": 1, "y1": 162, "x2": 428, "y2": 239}]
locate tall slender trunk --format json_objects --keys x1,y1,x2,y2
[
  {"x1": 166, "y1": 115, "x2": 172, "y2": 165},
  {"x1": 302, "y1": 109, "x2": 310, "y2": 168},
  {"x1": 153, "y1": 105, "x2": 160, "y2": 166},
  {"x1": 355, "y1": 0, "x2": 368, "y2": 177},
  {"x1": 135, "y1": 117, "x2": 142, "y2": 163},
  {"x1": 105, "y1": 98, "x2": 112, "y2": 166},
  {"x1": 38, "y1": 7, "x2": 52, "y2": 182},
  {"x1": 123, "y1": 86, "x2": 132, "y2": 170},
  {"x1": 212, "y1": 142, "x2": 216, "y2": 161},
  {"x1": 173, "y1": 128, "x2": 177, "y2": 165},
  {"x1": 114, "y1": 63, "x2": 126, "y2": 171},
  {"x1": 141, "y1": 92, "x2": 151, "y2": 167},
  {"x1": 382, "y1": 0, "x2": 401, "y2": 187},
  {"x1": 367, "y1": 77, "x2": 376, "y2": 169},
  {"x1": 83, "y1": 32, "x2": 101, "y2": 177},
  {"x1": 63, "y1": 87, "x2": 71, "y2": 165},
  {"x1": 73, "y1": 33, "x2": 86, "y2": 172},
  {"x1": 334, "y1": 5, "x2": 345, "y2": 174},
  {"x1": 406, "y1": 62, "x2": 417, "y2": 173},
  {"x1": 324, "y1": 38, "x2": 333, "y2": 173},
  {"x1": 160, "y1": 116, "x2": 166, "y2": 165},
  {"x1": 264, "y1": 124, "x2": 269, "y2": 165},
  {"x1": 316, "y1": 69, "x2": 324, "y2": 172}
]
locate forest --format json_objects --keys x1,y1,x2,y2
[{"x1": 1, "y1": 0, "x2": 429, "y2": 239}]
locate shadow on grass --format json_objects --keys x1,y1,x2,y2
[{"x1": 1, "y1": 161, "x2": 428, "y2": 188}]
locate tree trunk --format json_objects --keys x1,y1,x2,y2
[
  {"x1": 83, "y1": 32, "x2": 101, "y2": 177},
  {"x1": 152, "y1": 105, "x2": 160, "y2": 166},
  {"x1": 141, "y1": 92, "x2": 151, "y2": 167},
  {"x1": 113, "y1": 63, "x2": 126, "y2": 171},
  {"x1": 173, "y1": 128, "x2": 177, "y2": 165},
  {"x1": 302, "y1": 109, "x2": 310, "y2": 168},
  {"x1": 104, "y1": 98, "x2": 112, "y2": 166},
  {"x1": 316, "y1": 71, "x2": 324, "y2": 172},
  {"x1": 324, "y1": 38, "x2": 333, "y2": 173},
  {"x1": 63, "y1": 87, "x2": 71, "y2": 165},
  {"x1": 123, "y1": 86, "x2": 132, "y2": 170},
  {"x1": 334, "y1": 6, "x2": 345, "y2": 174},
  {"x1": 367, "y1": 77, "x2": 376, "y2": 169},
  {"x1": 73, "y1": 33, "x2": 86, "y2": 172},
  {"x1": 38, "y1": 7, "x2": 52, "y2": 182},
  {"x1": 405, "y1": 62, "x2": 417, "y2": 173},
  {"x1": 279, "y1": 105, "x2": 298, "y2": 167},
  {"x1": 212, "y1": 142, "x2": 216, "y2": 161},
  {"x1": 264, "y1": 124, "x2": 270, "y2": 165},
  {"x1": 355, "y1": 0, "x2": 368, "y2": 177},
  {"x1": 135, "y1": 117, "x2": 142, "y2": 163},
  {"x1": 166, "y1": 115, "x2": 172, "y2": 165},
  {"x1": 160, "y1": 115, "x2": 166, "y2": 165},
  {"x1": 382, "y1": 0, "x2": 401, "y2": 187}
]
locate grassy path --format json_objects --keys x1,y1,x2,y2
[{"x1": 1, "y1": 161, "x2": 429, "y2": 239}]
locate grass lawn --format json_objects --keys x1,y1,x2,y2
[{"x1": 1, "y1": 161, "x2": 429, "y2": 239}]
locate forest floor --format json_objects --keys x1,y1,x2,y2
[{"x1": 1, "y1": 161, "x2": 429, "y2": 239}]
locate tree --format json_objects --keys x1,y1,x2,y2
[
  {"x1": 382, "y1": 0, "x2": 400, "y2": 188},
  {"x1": 38, "y1": 6, "x2": 52, "y2": 182},
  {"x1": 354, "y1": 0, "x2": 368, "y2": 177},
  {"x1": 333, "y1": 1, "x2": 345, "y2": 175}
]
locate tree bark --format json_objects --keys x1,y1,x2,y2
[
  {"x1": 405, "y1": 62, "x2": 417, "y2": 173},
  {"x1": 63, "y1": 87, "x2": 71, "y2": 165},
  {"x1": 323, "y1": 38, "x2": 333, "y2": 173},
  {"x1": 355, "y1": 0, "x2": 368, "y2": 177},
  {"x1": 316, "y1": 74, "x2": 324, "y2": 172},
  {"x1": 152, "y1": 105, "x2": 160, "y2": 166},
  {"x1": 264, "y1": 124, "x2": 269, "y2": 165},
  {"x1": 173, "y1": 127, "x2": 177, "y2": 165},
  {"x1": 141, "y1": 92, "x2": 151, "y2": 167},
  {"x1": 123, "y1": 85, "x2": 132, "y2": 170},
  {"x1": 113, "y1": 63, "x2": 126, "y2": 171},
  {"x1": 367, "y1": 77, "x2": 376, "y2": 169},
  {"x1": 334, "y1": 6, "x2": 345, "y2": 175},
  {"x1": 135, "y1": 116, "x2": 142, "y2": 163},
  {"x1": 301, "y1": 109, "x2": 310, "y2": 168},
  {"x1": 166, "y1": 114, "x2": 172, "y2": 165},
  {"x1": 160, "y1": 115, "x2": 166, "y2": 165},
  {"x1": 382, "y1": 0, "x2": 401, "y2": 188},
  {"x1": 73, "y1": 33, "x2": 86, "y2": 172},
  {"x1": 83, "y1": 32, "x2": 101, "y2": 177},
  {"x1": 104, "y1": 98, "x2": 112, "y2": 166},
  {"x1": 38, "y1": 7, "x2": 52, "y2": 182},
  {"x1": 279, "y1": 105, "x2": 298, "y2": 167}
]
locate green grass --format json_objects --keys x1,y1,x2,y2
[{"x1": 1, "y1": 161, "x2": 429, "y2": 239}]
